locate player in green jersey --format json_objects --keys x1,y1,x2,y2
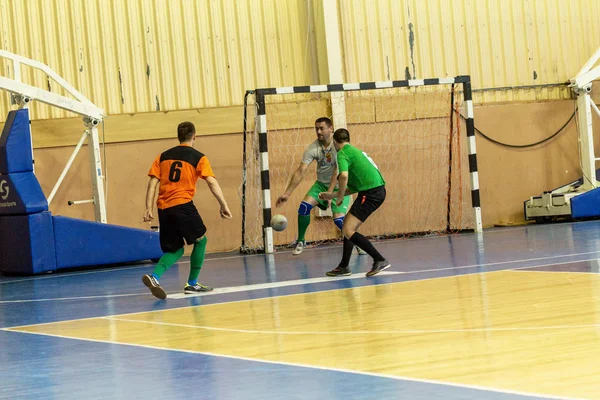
[{"x1": 319, "y1": 128, "x2": 391, "y2": 277}]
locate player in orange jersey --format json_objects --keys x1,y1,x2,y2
[{"x1": 141, "y1": 121, "x2": 232, "y2": 299}]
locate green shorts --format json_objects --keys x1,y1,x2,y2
[{"x1": 306, "y1": 181, "x2": 351, "y2": 215}]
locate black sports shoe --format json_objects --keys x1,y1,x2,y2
[
  {"x1": 142, "y1": 274, "x2": 167, "y2": 300},
  {"x1": 366, "y1": 260, "x2": 391, "y2": 277},
  {"x1": 325, "y1": 266, "x2": 352, "y2": 277},
  {"x1": 184, "y1": 283, "x2": 214, "y2": 293}
]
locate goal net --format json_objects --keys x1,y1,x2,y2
[{"x1": 240, "y1": 77, "x2": 481, "y2": 253}]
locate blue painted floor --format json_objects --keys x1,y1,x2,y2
[{"x1": 2, "y1": 220, "x2": 599, "y2": 400}]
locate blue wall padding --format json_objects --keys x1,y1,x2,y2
[
  {"x1": 0, "y1": 212, "x2": 57, "y2": 275},
  {"x1": 0, "y1": 109, "x2": 33, "y2": 174},
  {"x1": 53, "y1": 216, "x2": 163, "y2": 269},
  {"x1": 0, "y1": 172, "x2": 48, "y2": 215},
  {"x1": 571, "y1": 187, "x2": 600, "y2": 218}
]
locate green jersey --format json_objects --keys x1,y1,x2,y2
[{"x1": 336, "y1": 144, "x2": 385, "y2": 193}]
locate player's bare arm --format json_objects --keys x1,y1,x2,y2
[
  {"x1": 319, "y1": 171, "x2": 353, "y2": 202},
  {"x1": 143, "y1": 176, "x2": 160, "y2": 222},
  {"x1": 276, "y1": 162, "x2": 309, "y2": 207},
  {"x1": 335, "y1": 172, "x2": 349, "y2": 206},
  {"x1": 327, "y1": 166, "x2": 338, "y2": 193},
  {"x1": 318, "y1": 191, "x2": 335, "y2": 201},
  {"x1": 319, "y1": 187, "x2": 355, "y2": 200},
  {"x1": 325, "y1": 166, "x2": 337, "y2": 204},
  {"x1": 205, "y1": 176, "x2": 232, "y2": 219}
]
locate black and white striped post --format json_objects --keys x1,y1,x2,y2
[
  {"x1": 460, "y1": 76, "x2": 483, "y2": 233},
  {"x1": 254, "y1": 91, "x2": 274, "y2": 253},
  {"x1": 252, "y1": 76, "x2": 482, "y2": 252}
]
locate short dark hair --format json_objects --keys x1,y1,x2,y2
[
  {"x1": 177, "y1": 122, "x2": 196, "y2": 142},
  {"x1": 315, "y1": 117, "x2": 333, "y2": 127},
  {"x1": 333, "y1": 128, "x2": 350, "y2": 143}
]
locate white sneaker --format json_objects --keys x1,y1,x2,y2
[
  {"x1": 356, "y1": 246, "x2": 367, "y2": 255},
  {"x1": 293, "y1": 241, "x2": 305, "y2": 255}
]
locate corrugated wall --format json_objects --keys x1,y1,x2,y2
[
  {"x1": 339, "y1": 0, "x2": 600, "y2": 103},
  {"x1": 1, "y1": 0, "x2": 599, "y2": 122},
  {"x1": 0, "y1": 0, "x2": 314, "y2": 121}
]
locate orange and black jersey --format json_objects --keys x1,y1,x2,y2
[{"x1": 148, "y1": 144, "x2": 215, "y2": 210}]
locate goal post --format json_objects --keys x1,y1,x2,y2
[{"x1": 241, "y1": 76, "x2": 482, "y2": 254}]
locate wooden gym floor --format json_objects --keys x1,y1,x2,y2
[{"x1": 2, "y1": 221, "x2": 600, "y2": 399}]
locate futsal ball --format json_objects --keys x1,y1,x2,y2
[{"x1": 271, "y1": 214, "x2": 288, "y2": 232}]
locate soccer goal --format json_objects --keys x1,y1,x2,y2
[{"x1": 240, "y1": 76, "x2": 482, "y2": 254}]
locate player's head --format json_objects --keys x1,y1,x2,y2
[
  {"x1": 333, "y1": 128, "x2": 350, "y2": 151},
  {"x1": 314, "y1": 117, "x2": 333, "y2": 144},
  {"x1": 178, "y1": 121, "x2": 196, "y2": 144}
]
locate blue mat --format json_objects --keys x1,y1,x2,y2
[{"x1": 53, "y1": 216, "x2": 162, "y2": 269}]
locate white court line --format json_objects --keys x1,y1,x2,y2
[
  {"x1": 0, "y1": 272, "x2": 401, "y2": 305},
  {"x1": 167, "y1": 271, "x2": 402, "y2": 299},
  {"x1": 30, "y1": 247, "x2": 600, "y2": 286},
  {"x1": 411, "y1": 251, "x2": 600, "y2": 274},
  {"x1": 0, "y1": 244, "x2": 366, "y2": 284},
  {"x1": 0, "y1": 329, "x2": 580, "y2": 400},
  {"x1": 128, "y1": 256, "x2": 600, "y2": 311},
  {"x1": 0, "y1": 292, "x2": 151, "y2": 304},
  {"x1": 0, "y1": 252, "x2": 260, "y2": 285},
  {"x1": 510, "y1": 259, "x2": 600, "y2": 272},
  {"x1": 4, "y1": 256, "x2": 600, "y2": 305},
  {"x1": 0, "y1": 242, "x2": 363, "y2": 284},
  {"x1": 4, "y1": 273, "x2": 479, "y2": 330},
  {"x1": 511, "y1": 261, "x2": 600, "y2": 274},
  {"x1": 105, "y1": 316, "x2": 600, "y2": 335},
  {"x1": 3, "y1": 259, "x2": 598, "y2": 327},
  {"x1": 0, "y1": 264, "x2": 152, "y2": 284}
]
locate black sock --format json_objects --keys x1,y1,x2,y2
[
  {"x1": 339, "y1": 237, "x2": 354, "y2": 268},
  {"x1": 349, "y1": 232, "x2": 385, "y2": 262}
]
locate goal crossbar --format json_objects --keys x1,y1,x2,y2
[{"x1": 244, "y1": 75, "x2": 482, "y2": 253}]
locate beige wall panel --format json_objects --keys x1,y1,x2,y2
[
  {"x1": 339, "y1": 0, "x2": 600, "y2": 103},
  {"x1": 0, "y1": 0, "x2": 597, "y2": 124},
  {"x1": 0, "y1": 0, "x2": 313, "y2": 122},
  {"x1": 0, "y1": 0, "x2": 596, "y2": 147},
  {"x1": 26, "y1": 106, "x2": 245, "y2": 148}
]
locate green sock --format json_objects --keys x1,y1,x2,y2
[
  {"x1": 152, "y1": 247, "x2": 185, "y2": 279},
  {"x1": 188, "y1": 236, "x2": 207, "y2": 285},
  {"x1": 297, "y1": 214, "x2": 310, "y2": 242}
]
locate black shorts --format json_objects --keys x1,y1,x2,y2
[
  {"x1": 158, "y1": 201, "x2": 207, "y2": 253},
  {"x1": 349, "y1": 185, "x2": 386, "y2": 222}
]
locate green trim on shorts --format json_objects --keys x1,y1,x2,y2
[{"x1": 306, "y1": 181, "x2": 351, "y2": 214}]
